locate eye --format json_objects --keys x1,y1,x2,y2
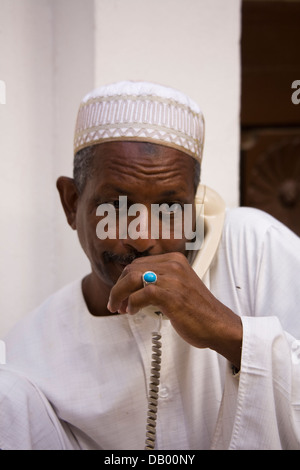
[
  {"x1": 111, "y1": 200, "x2": 120, "y2": 210},
  {"x1": 106, "y1": 198, "x2": 128, "y2": 211},
  {"x1": 102, "y1": 199, "x2": 119, "y2": 209}
]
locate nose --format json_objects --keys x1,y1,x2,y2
[
  {"x1": 122, "y1": 235, "x2": 157, "y2": 254},
  {"x1": 121, "y1": 204, "x2": 157, "y2": 254}
]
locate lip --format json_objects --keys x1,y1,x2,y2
[{"x1": 103, "y1": 251, "x2": 135, "y2": 264}]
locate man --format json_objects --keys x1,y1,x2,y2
[{"x1": 1, "y1": 81, "x2": 300, "y2": 450}]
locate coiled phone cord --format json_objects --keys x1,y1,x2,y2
[{"x1": 144, "y1": 313, "x2": 163, "y2": 450}]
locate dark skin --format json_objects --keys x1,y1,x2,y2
[{"x1": 57, "y1": 141, "x2": 242, "y2": 369}]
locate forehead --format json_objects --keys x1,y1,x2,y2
[{"x1": 88, "y1": 141, "x2": 195, "y2": 193}]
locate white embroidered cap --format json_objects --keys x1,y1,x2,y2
[{"x1": 74, "y1": 81, "x2": 205, "y2": 162}]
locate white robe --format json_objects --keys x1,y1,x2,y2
[{"x1": 1, "y1": 207, "x2": 300, "y2": 450}]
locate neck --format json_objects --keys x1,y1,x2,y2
[{"x1": 81, "y1": 273, "x2": 117, "y2": 317}]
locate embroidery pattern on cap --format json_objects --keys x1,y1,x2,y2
[{"x1": 74, "y1": 94, "x2": 204, "y2": 161}]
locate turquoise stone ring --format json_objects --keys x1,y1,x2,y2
[{"x1": 142, "y1": 271, "x2": 157, "y2": 286}]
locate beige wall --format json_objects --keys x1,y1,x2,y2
[
  {"x1": 0, "y1": 0, "x2": 94, "y2": 336},
  {"x1": 95, "y1": 0, "x2": 242, "y2": 207},
  {"x1": 0, "y1": 0, "x2": 241, "y2": 337}
]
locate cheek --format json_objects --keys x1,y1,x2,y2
[
  {"x1": 159, "y1": 206, "x2": 196, "y2": 254},
  {"x1": 76, "y1": 208, "x2": 124, "y2": 264},
  {"x1": 75, "y1": 207, "x2": 102, "y2": 260},
  {"x1": 159, "y1": 237, "x2": 187, "y2": 255}
]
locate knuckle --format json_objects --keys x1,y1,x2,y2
[
  {"x1": 170, "y1": 260, "x2": 183, "y2": 273},
  {"x1": 123, "y1": 263, "x2": 133, "y2": 275},
  {"x1": 168, "y1": 252, "x2": 188, "y2": 273},
  {"x1": 127, "y1": 270, "x2": 139, "y2": 284},
  {"x1": 123, "y1": 264, "x2": 138, "y2": 278},
  {"x1": 173, "y1": 251, "x2": 186, "y2": 261}
]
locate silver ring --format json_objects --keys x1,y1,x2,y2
[{"x1": 142, "y1": 271, "x2": 157, "y2": 287}]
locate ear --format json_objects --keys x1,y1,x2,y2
[{"x1": 56, "y1": 176, "x2": 79, "y2": 230}]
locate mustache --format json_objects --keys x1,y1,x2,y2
[{"x1": 103, "y1": 249, "x2": 151, "y2": 265}]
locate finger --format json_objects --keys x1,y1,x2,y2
[
  {"x1": 109, "y1": 265, "x2": 170, "y2": 313},
  {"x1": 116, "y1": 251, "x2": 186, "y2": 281},
  {"x1": 108, "y1": 252, "x2": 188, "y2": 313},
  {"x1": 115, "y1": 254, "x2": 165, "y2": 283},
  {"x1": 108, "y1": 268, "x2": 142, "y2": 312},
  {"x1": 117, "y1": 298, "x2": 129, "y2": 315},
  {"x1": 125, "y1": 271, "x2": 180, "y2": 315},
  {"x1": 126, "y1": 284, "x2": 167, "y2": 315}
]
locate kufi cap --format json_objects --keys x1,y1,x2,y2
[{"x1": 74, "y1": 81, "x2": 205, "y2": 163}]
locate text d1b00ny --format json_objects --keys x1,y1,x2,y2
[
  {"x1": 292, "y1": 80, "x2": 300, "y2": 105},
  {"x1": 0, "y1": 80, "x2": 6, "y2": 104}
]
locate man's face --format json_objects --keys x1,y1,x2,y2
[{"x1": 74, "y1": 141, "x2": 196, "y2": 288}]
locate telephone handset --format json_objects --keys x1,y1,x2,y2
[
  {"x1": 143, "y1": 184, "x2": 226, "y2": 320},
  {"x1": 192, "y1": 184, "x2": 226, "y2": 279},
  {"x1": 143, "y1": 185, "x2": 226, "y2": 450}
]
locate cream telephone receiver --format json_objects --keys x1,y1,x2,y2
[
  {"x1": 192, "y1": 184, "x2": 226, "y2": 279},
  {"x1": 143, "y1": 185, "x2": 226, "y2": 450},
  {"x1": 143, "y1": 184, "x2": 226, "y2": 319}
]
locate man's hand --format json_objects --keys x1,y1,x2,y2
[{"x1": 108, "y1": 252, "x2": 242, "y2": 369}]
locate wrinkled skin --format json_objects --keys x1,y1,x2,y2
[{"x1": 57, "y1": 141, "x2": 242, "y2": 368}]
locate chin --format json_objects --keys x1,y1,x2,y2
[{"x1": 94, "y1": 261, "x2": 124, "y2": 288}]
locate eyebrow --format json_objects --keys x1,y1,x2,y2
[
  {"x1": 98, "y1": 185, "x2": 187, "y2": 198},
  {"x1": 157, "y1": 189, "x2": 179, "y2": 198},
  {"x1": 98, "y1": 184, "x2": 133, "y2": 196}
]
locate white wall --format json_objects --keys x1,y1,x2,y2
[
  {"x1": 51, "y1": 0, "x2": 94, "y2": 296},
  {"x1": 0, "y1": 0, "x2": 241, "y2": 337},
  {"x1": 0, "y1": 0, "x2": 94, "y2": 336},
  {"x1": 0, "y1": 0, "x2": 54, "y2": 337},
  {"x1": 94, "y1": 0, "x2": 242, "y2": 207}
]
